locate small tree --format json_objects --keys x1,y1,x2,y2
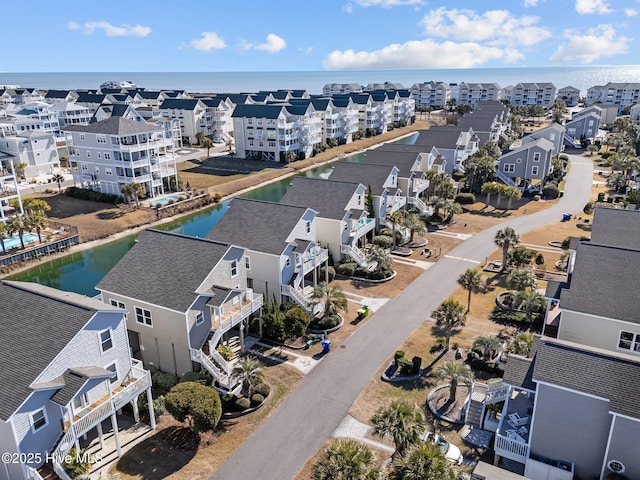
[
  {"x1": 311, "y1": 282, "x2": 348, "y2": 320},
  {"x1": 506, "y1": 268, "x2": 537, "y2": 291},
  {"x1": 393, "y1": 442, "x2": 456, "y2": 480},
  {"x1": 312, "y1": 439, "x2": 383, "y2": 480},
  {"x1": 431, "y1": 298, "x2": 466, "y2": 350},
  {"x1": 0, "y1": 222, "x2": 7, "y2": 253},
  {"x1": 232, "y1": 356, "x2": 264, "y2": 398},
  {"x1": 370, "y1": 400, "x2": 423, "y2": 459},
  {"x1": 437, "y1": 360, "x2": 473, "y2": 402},
  {"x1": 481, "y1": 181, "x2": 500, "y2": 207},
  {"x1": 63, "y1": 448, "x2": 91, "y2": 479},
  {"x1": 513, "y1": 289, "x2": 546, "y2": 325},
  {"x1": 507, "y1": 332, "x2": 534, "y2": 356},
  {"x1": 201, "y1": 136, "x2": 214, "y2": 157},
  {"x1": 508, "y1": 246, "x2": 537, "y2": 269},
  {"x1": 385, "y1": 210, "x2": 405, "y2": 250},
  {"x1": 494, "y1": 227, "x2": 520, "y2": 272},
  {"x1": 283, "y1": 306, "x2": 311, "y2": 339},
  {"x1": 50, "y1": 173, "x2": 65, "y2": 193},
  {"x1": 403, "y1": 212, "x2": 426, "y2": 243},
  {"x1": 165, "y1": 382, "x2": 222, "y2": 433},
  {"x1": 368, "y1": 246, "x2": 393, "y2": 274},
  {"x1": 457, "y1": 268, "x2": 483, "y2": 312},
  {"x1": 473, "y1": 336, "x2": 502, "y2": 360}
]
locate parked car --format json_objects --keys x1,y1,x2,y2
[{"x1": 420, "y1": 432, "x2": 464, "y2": 465}]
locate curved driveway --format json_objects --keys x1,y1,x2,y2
[{"x1": 213, "y1": 155, "x2": 593, "y2": 480}]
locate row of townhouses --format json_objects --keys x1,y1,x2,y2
[{"x1": 467, "y1": 207, "x2": 640, "y2": 480}]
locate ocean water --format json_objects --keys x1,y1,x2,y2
[{"x1": 1, "y1": 66, "x2": 639, "y2": 95}]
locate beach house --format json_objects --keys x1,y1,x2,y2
[
  {"x1": 414, "y1": 125, "x2": 479, "y2": 174},
  {"x1": 495, "y1": 138, "x2": 554, "y2": 189}
]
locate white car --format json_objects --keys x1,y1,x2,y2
[{"x1": 421, "y1": 432, "x2": 464, "y2": 465}]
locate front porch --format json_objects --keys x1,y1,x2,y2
[{"x1": 494, "y1": 388, "x2": 534, "y2": 465}]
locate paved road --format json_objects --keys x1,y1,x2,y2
[{"x1": 213, "y1": 155, "x2": 593, "y2": 480}]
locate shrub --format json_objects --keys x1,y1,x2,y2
[
  {"x1": 559, "y1": 154, "x2": 569, "y2": 161},
  {"x1": 165, "y1": 382, "x2": 222, "y2": 432},
  {"x1": 250, "y1": 393, "x2": 265, "y2": 406},
  {"x1": 221, "y1": 393, "x2": 236, "y2": 408},
  {"x1": 212, "y1": 193, "x2": 222, "y2": 203},
  {"x1": 234, "y1": 397, "x2": 251, "y2": 411},
  {"x1": 283, "y1": 306, "x2": 311, "y2": 339},
  {"x1": 335, "y1": 262, "x2": 356, "y2": 276},
  {"x1": 411, "y1": 356, "x2": 422, "y2": 374},
  {"x1": 397, "y1": 357, "x2": 414, "y2": 375},
  {"x1": 354, "y1": 267, "x2": 370, "y2": 278},
  {"x1": 65, "y1": 186, "x2": 123, "y2": 205},
  {"x1": 394, "y1": 351, "x2": 405, "y2": 364},
  {"x1": 64, "y1": 448, "x2": 91, "y2": 479},
  {"x1": 180, "y1": 371, "x2": 211, "y2": 386},
  {"x1": 217, "y1": 344, "x2": 234, "y2": 361},
  {"x1": 319, "y1": 265, "x2": 336, "y2": 283},
  {"x1": 452, "y1": 171, "x2": 466, "y2": 181},
  {"x1": 429, "y1": 212, "x2": 444, "y2": 223},
  {"x1": 378, "y1": 228, "x2": 403, "y2": 244},
  {"x1": 583, "y1": 202, "x2": 595, "y2": 215},
  {"x1": 152, "y1": 371, "x2": 179, "y2": 392},
  {"x1": 455, "y1": 193, "x2": 476, "y2": 205},
  {"x1": 542, "y1": 184, "x2": 560, "y2": 199},
  {"x1": 254, "y1": 382, "x2": 271, "y2": 397},
  {"x1": 373, "y1": 235, "x2": 393, "y2": 249},
  {"x1": 153, "y1": 395, "x2": 167, "y2": 416},
  {"x1": 533, "y1": 194, "x2": 541, "y2": 201},
  {"x1": 367, "y1": 271, "x2": 386, "y2": 280},
  {"x1": 314, "y1": 314, "x2": 341, "y2": 330}
]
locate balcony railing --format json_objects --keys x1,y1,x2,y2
[
  {"x1": 209, "y1": 291, "x2": 263, "y2": 347},
  {"x1": 495, "y1": 432, "x2": 530, "y2": 464},
  {"x1": 350, "y1": 218, "x2": 375, "y2": 238}
]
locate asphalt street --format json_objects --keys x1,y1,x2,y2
[{"x1": 212, "y1": 154, "x2": 594, "y2": 480}]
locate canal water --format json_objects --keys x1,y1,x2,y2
[{"x1": 9, "y1": 133, "x2": 417, "y2": 296}]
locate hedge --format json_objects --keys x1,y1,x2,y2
[
  {"x1": 65, "y1": 186, "x2": 123, "y2": 205},
  {"x1": 254, "y1": 382, "x2": 271, "y2": 397},
  {"x1": 455, "y1": 193, "x2": 476, "y2": 205}
]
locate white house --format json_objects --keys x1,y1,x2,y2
[
  {"x1": 410, "y1": 81, "x2": 451, "y2": 109},
  {"x1": 511, "y1": 83, "x2": 557, "y2": 109},
  {"x1": 0, "y1": 153, "x2": 23, "y2": 221},
  {"x1": 0, "y1": 280, "x2": 154, "y2": 480}
]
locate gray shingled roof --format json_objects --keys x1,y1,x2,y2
[
  {"x1": 362, "y1": 149, "x2": 421, "y2": 178},
  {"x1": 64, "y1": 116, "x2": 161, "y2": 135},
  {"x1": 0, "y1": 281, "x2": 117, "y2": 421},
  {"x1": 207, "y1": 198, "x2": 310, "y2": 255},
  {"x1": 560, "y1": 242, "x2": 640, "y2": 324},
  {"x1": 280, "y1": 177, "x2": 361, "y2": 221},
  {"x1": 328, "y1": 162, "x2": 395, "y2": 196},
  {"x1": 503, "y1": 354, "x2": 536, "y2": 391},
  {"x1": 231, "y1": 104, "x2": 286, "y2": 119},
  {"x1": 533, "y1": 338, "x2": 640, "y2": 418},
  {"x1": 159, "y1": 98, "x2": 203, "y2": 110},
  {"x1": 414, "y1": 127, "x2": 463, "y2": 149},
  {"x1": 97, "y1": 229, "x2": 232, "y2": 312},
  {"x1": 590, "y1": 207, "x2": 640, "y2": 250}
]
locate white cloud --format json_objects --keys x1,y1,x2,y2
[
  {"x1": 350, "y1": 0, "x2": 425, "y2": 7},
  {"x1": 575, "y1": 0, "x2": 612, "y2": 15},
  {"x1": 189, "y1": 32, "x2": 226, "y2": 51},
  {"x1": 298, "y1": 47, "x2": 314, "y2": 55},
  {"x1": 421, "y1": 8, "x2": 552, "y2": 47},
  {"x1": 323, "y1": 39, "x2": 522, "y2": 70},
  {"x1": 524, "y1": 0, "x2": 539, "y2": 6},
  {"x1": 67, "y1": 21, "x2": 150, "y2": 37},
  {"x1": 549, "y1": 24, "x2": 629, "y2": 63},
  {"x1": 240, "y1": 34, "x2": 286, "y2": 53},
  {"x1": 625, "y1": 7, "x2": 638, "y2": 16}
]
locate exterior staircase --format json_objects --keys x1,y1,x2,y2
[
  {"x1": 495, "y1": 169, "x2": 519, "y2": 188},
  {"x1": 465, "y1": 382, "x2": 487, "y2": 428},
  {"x1": 407, "y1": 196, "x2": 432, "y2": 215},
  {"x1": 341, "y1": 243, "x2": 368, "y2": 267},
  {"x1": 563, "y1": 133, "x2": 581, "y2": 148}
]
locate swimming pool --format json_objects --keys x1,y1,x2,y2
[
  {"x1": 151, "y1": 195, "x2": 179, "y2": 206},
  {"x1": 4, "y1": 233, "x2": 40, "y2": 250}
]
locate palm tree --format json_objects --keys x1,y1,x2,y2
[
  {"x1": 496, "y1": 183, "x2": 508, "y2": 209},
  {"x1": 506, "y1": 268, "x2": 537, "y2": 292},
  {"x1": 120, "y1": 183, "x2": 133, "y2": 207},
  {"x1": 504, "y1": 185, "x2": 522, "y2": 210},
  {"x1": 21, "y1": 198, "x2": 51, "y2": 215},
  {"x1": 385, "y1": 210, "x2": 405, "y2": 250},
  {"x1": 403, "y1": 213, "x2": 425, "y2": 244},
  {"x1": 6, "y1": 215, "x2": 28, "y2": 249},
  {"x1": 513, "y1": 289, "x2": 545, "y2": 326},
  {"x1": 201, "y1": 136, "x2": 214, "y2": 157},
  {"x1": 312, "y1": 439, "x2": 383, "y2": 480},
  {"x1": 473, "y1": 336, "x2": 502, "y2": 360},
  {"x1": 393, "y1": 442, "x2": 456, "y2": 480},
  {"x1": 457, "y1": 268, "x2": 483, "y2": 312},
  {"x1": 481, "y1": 181, "x2": 500, "y2": 207},
  {"x1": 370, "y1": 400, "x2": 423, "y2": 459},
  {"x1": 310, "y1": 282, "x2": 348, "y2": 320},
  {"x1": 195, "y1": 131, "x2": 206, "y2": 145},
  {"x1": 507, "y1": 332, "x2": 534, "y2": 357},
  {"x1": 437, "y1": 360, "x2": 473, "y2": 402},
  {"x1": 50, "y1": 173, "x2": 65, "y2": 193},
  {"x1": 494, "y1": 227, "x2": 520, "y2": 272},
  {"x1": 431, "y1": 298, "x2": 466, "y2": 350},
  {"x1": 27, "y1": 211, "x2": 48, "y2": 243},
  {"x1": 123, "y1": 182, "x2": 146, "y2": 209},
  {"x1": 0, "y1": 221, "x2": 8, "y2": 253},
  {"x1": 231, "y1": 355, "x2": 264, "y2": 398},
  {"x1": 368, "y1": 246, "x2": 393, "y2": 274}
]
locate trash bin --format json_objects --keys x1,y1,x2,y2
[{"x1": 321, "y1": 339, "x2": 331, "y2": 353}]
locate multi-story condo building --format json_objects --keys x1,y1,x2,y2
[
  {"x1": 556, "y1": 86, "x2": 581, "y2": 107},
  {"x1": 48, "y1": 102, "x2": 93, "y2": 128},
  {"x1": 0, "y1": 153, "x2": 23, "y2": 221},
  {"x1": 322, "y1": 83, "x2": 363, "y2": 96},
  {"x1": 511, "y1": 82, "x2": 557, "y2": 109},
  {"x1": 586, "y1": 82, "x2": 640, "y2": 114},
  {"x1": 1, "y1": 102, "x2": 62, "y2": 140},
  {"x1": 0, "y1": 280, "x2": 155, "y2": 480},
  {"x1": 75, "y1": 92, "x2": 107, "y2": 111},
  {"x1": 414, "y1": 126, "x2": 479, "y2": 174},
  {"x1": 136, "y1": 107, "x2": 184, "y2": 148},
  {"x1": 457, "y1": 101, "x2": 511, "y2": 146},
  {"x1": 158, "y1": 98, "x2": 208, "y2": 145},
  {"x1": 208, "y1": 198, "x2": 328, "y2": 312},
  {"x1": 44, "y1": 90, "x2": 80, "y2": 104},
  {"x1": 201, "y1": 97, "x2": 235, "y2": 142},
  {"x1": 364, "y1": 82, "x2": 405, "y2": 91},
  {"x1": 64, "y1": 116, "x2": 178, "y2": 197},
  {"x1": 564, "y1": 106, "x2": 602, "y2": 145},
  {"x1": 0, "y1": 88, "x2": 43, "y2": 105},
  {"x1": 232, "y1": 103, "x2": 321, "y2": 161},
  {"x1": 0, "y1": 130, "x2": 60, "y2": 179},
  {"x1": 289, "y1": 98, "x2": 359, "y2": 145},
  {"x1": 410, "y1": 81, "x2": 451, "y2": 109},
  {"x1": 458, "y1": 82, "x2": 502, "y2": 106}
]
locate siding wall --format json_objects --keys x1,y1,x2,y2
[{"x1": 605, "y1": 416, "x2": 640, "y2": 479}]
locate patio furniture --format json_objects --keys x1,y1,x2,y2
[
  {"x1": 507, "y1": 413, "x2": 529, "y2": 426},
  {"x1": 506, "y1": 429, "x2": 526, "y2": 443},
  {"x1": 518, "y1": 426, "x2": 528, "y2": 436}
]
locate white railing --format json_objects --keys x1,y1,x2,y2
[
  {"x1": 486, "y1": 379, "x2": 509, "y2": 404},
  {"x1": 496, "y1": 169, "x2": 519, "y2": 188},
  {"x1": 495, "y1": 433, "x2": 530, "y2": 464},
  {"x1": 302, "y1": 248, "x2": 329, "y2": 273},
  {"x1": 341, "y1": 244, "x2": 368, "y2": 267},
  {"x1": 53, "y1": 462, "x2": 73, "y2": 480},
  {"x1": 350, "y1": 218, "x2": 375, "y2": 238},
  {"x1": 112, "y1": 369, "x2": 151, "y2": 411},
  {"x1": 191, "y1": 348, "x2": 225, "y2": 380},
  {"x1": 25, "y1": 466, "x2": 46, "y2": 480},
  {"x1": 214, "y1": 293, "x2": 264, "y2": 336},
  {"x1": 564, "y1": 133, "x2": 581, "y2": 148},
  {"x1": 407, "y1": 196, "x2": 429, "y2": 213},
  {"x1": 72, "y1": 400, "x2": 114, "y2": 440},
  {"x1": 282, "y1": 284, "x2": 311, "y2": 310},
  {"x1": 208, "y1": 346, "x2": 232, "y2": 377}
]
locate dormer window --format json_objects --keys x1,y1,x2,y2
[{"x1": 306, "y1": 221, "x2": 311, "y2": 234}]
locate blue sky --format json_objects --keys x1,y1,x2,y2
[{"x1": 5, "y1": 0, "x2": 639, "y2": 71}]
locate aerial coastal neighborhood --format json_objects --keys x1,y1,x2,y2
[{"x1": 1, "y1": 76, "x2": 640, "y2": 480}]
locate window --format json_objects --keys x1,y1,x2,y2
[
  {"x1": 195, "y1": 312, "x2": 204, "y2": 326},
  {"x1": 618, "y1": 331, "x2": 640, "y2": 352},
  {"x1": 97, "y1": 135, "x2": 107, "y2": 144},
  {"x1": 104, "y1": 153, "x2": 111, "y2": 160},
  {"x1": 97, "y1": 152, "x2": 102, "y2": 159},
  {"x1": 533, "y1": 152, "x2": 541, "y2": 162},
  {"x1": 245, "y1": 256, "x2": 251, "y2": 270},
  {"x1": 306, "y1": 221, "x2": 311, "y2": 234},
  {"x1": 105, "y1": 362, "x2": 118, "y2": 383},
  {"x1": 86, "y1": 151, "x2": 90, "y2": 158},
  {"x1": 531, "y1": 166, "x2": 539, "y2": 176},
  {"x1": 31, "y1": 409, "x2": 47, "y2": 432},
  {"x1": 135, "y1": 306, "x2": 152, "y2": 326},
  {"x1": 110, "y1": 299, "x2": 125, "y2": 309},
  {"x1": 99, "y1": 329, "x2": 113, "y2": 352},
  {"x1": 79, "y1": 133, "x2": 85, "y2": 141},
  {"x1": 105, "y1": 168, "x2": 112, "y2": 175},
  {"x1": 230, "y1": 259, "x2": 238, "y2": 278},
  {"x1": 357, "y1": 194, "x2": 362, "y2": 205},
  {"x1": 81, "y1": 164, "x2": 88, "y2": 170},
  {"x1": 503, "y1": 164, "x2": 515, "y2": 173},
  {"x1": 286, "y1": 257, "x2": 291, "y2": 267}
]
